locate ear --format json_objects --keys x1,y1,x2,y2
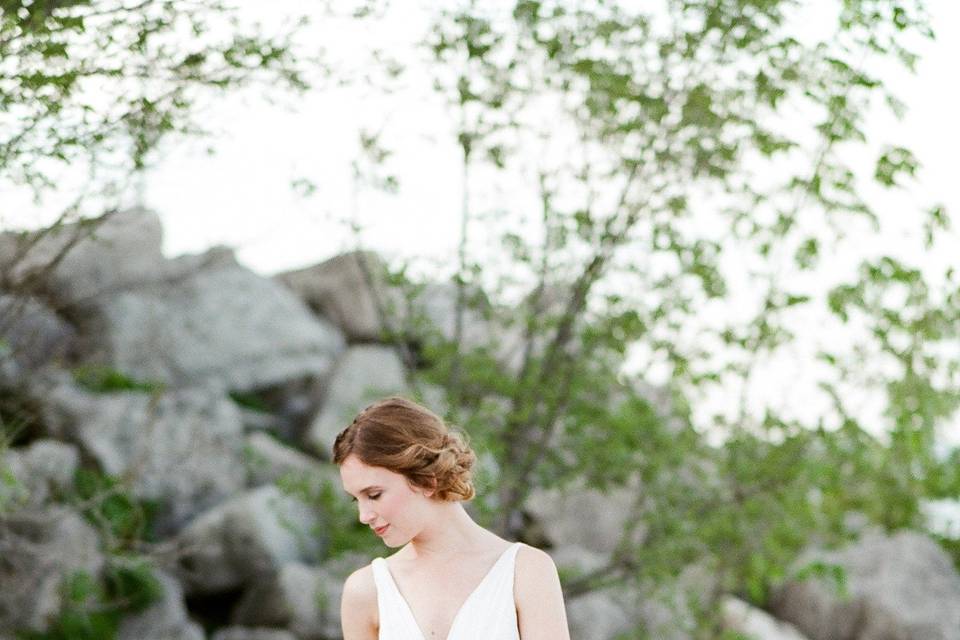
[{"x1": 421, "y1": 477, "x2": 438, "y2": 498}]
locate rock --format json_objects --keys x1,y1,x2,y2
[
  {"x1": 526, "y1": 477, "x2": 645, "y2": 554},
  {"x1": 231, "y1": 563, "x2": 340, "y2": 640},
  {"x1": 0, "y1": 439, "x2": 79, "y2": 509},
  {"x1": 239, "y1": 375, "x2": 329, "y2": 442},
  {"x1": 117, "y1": 569, "x2": 204, "y2": 640},
  {"x1": 721, "y1": 596, "x2": 811, "y2": 640},
  {"x1": 276, "y1": 252, "x2": 496, "y2": 356},
  {"x1": 0, "y1": 294, "x2": 75, "y2": 372},
  {"x1": 41, "y1": 377, "x2": 246, "y2": 536},
  {"x1": 552, "y1": 546, "x2": 711, "y2": 640},
  {"x1": 412, "y1": 281, "x2": 495, "y2": 351},
  {"x1": 769, "y1": 529, "x2": 960, "y2": 640},
  {"x1": 0, "y1": 208, "x2": 165, "y2": 307},
  {"x1": 243, "y1": 431, "x2": 338, "y2": 488},
  {"x1": 553, "y1": 547, "x2": 637, "y2": 640},
  {"x1": 304, "y1": 344, "x2": 407, "y2": 456},
  {"x1": 173, "y1": 485, "x2": 324, "y2": 595},
  {"x1": 0, "y1": 507, "x2": 104, "y2": 632},
  {"x1": 275, "y1": 251, "x2": 397, "y2": 342},
  {"x1": 212, "y1": 629, "x2": 297, "y2": 640},
  {"x1": 76, "y1": 248, "x2": 345, "y2": 391}
]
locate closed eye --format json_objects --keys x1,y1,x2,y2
[{"x1": 350, "y1": 493, "x2": 382, "y2": 502}]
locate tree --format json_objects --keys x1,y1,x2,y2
[
  {"x1": 0, "y1": 0, "x2": 314, "y2": 212},
  {"x1": 345, "y1": 0, "x2": 957, "y2": 635}
]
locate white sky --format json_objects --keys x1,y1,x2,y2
[
  {"x1": 3, "y1": 1, "x2": 959, "y2": 454},
  {"x1": 2, "y1": 0, "x2": 959, "y2": 532},
  {"x1": 136, "y1": 1, "x2": 959, "y2": 279}
]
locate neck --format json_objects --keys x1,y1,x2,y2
[{"x1": 406, "y1": 501, "x2": 493, "y2": 560}]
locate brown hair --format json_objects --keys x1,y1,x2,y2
[{"x1": 332, "y1": 396, "x2": 477, "y2": 502}]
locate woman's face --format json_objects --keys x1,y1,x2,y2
[{"x1": 339, "y1": 453, "x2": 432, "y2": 547}]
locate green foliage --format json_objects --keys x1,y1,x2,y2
[
  {"x1": 228, "y1": 390, "x2": 271, "y2": 413},
  {"x1": 353, "y1": 0, "x2": 953, "y2": 636},
  {"x1": 1, "y1": 0, "x2": 312, "y2": 197},
  {"x1": 14, "y1": 469, "x2": 164, "y2": 639},
  {"x1": 73, "y1": 468, "x2": 159, "y2": 548},
  {"x1": 103, "y1": 557, "x2": 165, "y2": 612},
  {"x1": 6, "y1": 0, "x2": 956, "y2": 637},
  {"x1": 0, "y1": 435, "x2": 25, "y2": 514},
  {"x1": 17, "y1": 558, "x2": 162, "y2": 640},
  {"x1": 72, "y1": 365, "x2": 165, "y2": 395},
  {"x1": 275, "y1": 468, "x2": 383, "y2": 560}
]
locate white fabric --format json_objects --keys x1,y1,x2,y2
[{"x1": 371, "y1": 542, "x2": 523, "y2": 640}]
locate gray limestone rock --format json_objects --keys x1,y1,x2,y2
[
  {"x1": 117, "y1": 569, "x2": 205, "y2": 640},
  {"x1": 0, "y1": 294, "x2": 75, "y2": 372},
  {"x1": 770, "y1": 529, "x2": 960, "y2": 640},
  {"x1": 77, "y1": 249, "x2": 345, "y2": 391},
  {"x1": 0, "y1": 439, "x2": 79, "y2": 509},
  {"x1": 526, "y1": 477, "x2": 646, "y2": 554},
  {"x1": 212, "y1": 629, "x2": 297, "y2": 640},
  {"x1": 0, "y1": 507, "x2": 104, "y2": 632},
  {"x1": 243, "y1": 431, "x2": 338, "y2": 489},
  {"x1": 173, "y1": 485, "x2": 324, "y2": 595},
  {"x1": 0, "y1": 208, "x2": 165, "y2": 307},
  {"x1": 231, "y1": 562, "x2": 341, "y2": 640},
  {"x1": 275, "y1": 251, "x2": 397, "y2": 343},
  {"x1": 721, "y1": 597, "x2": 811, "y2": 640},
  {"x1": 304, "y1": 344, "x2": 407, "y2": 456},
  {"x1": 40, "y1": 377, "x2": 246, "y2": 536}
]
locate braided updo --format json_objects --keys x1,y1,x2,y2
[{"x1": 332, "y1": 396, "x2": 477, "y2": 502}]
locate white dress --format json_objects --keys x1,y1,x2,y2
[{"x1": 370, "y1": 542, "x2": 523, "y2": 640}]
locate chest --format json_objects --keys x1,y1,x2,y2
[{"x1": 384, "y1": 554, "x2": 517, "y2": 640}]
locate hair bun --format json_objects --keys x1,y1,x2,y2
[{"x1": 332, "y1": 396, "x2": 477, "y2": 502}]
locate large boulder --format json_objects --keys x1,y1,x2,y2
[
  {"x1": 551, "y1": 546, "x2": 663, "y2": 640},
  {"x1": 116, "y1": 569, "x2": 204, "y2": 640},
  {"x1": 0, "y1": 294, "x2": 75, "y2": 373},
  {"x1": 0, "y1": 208, "x2": 165, "y2": 306},
  {"x1": 173, "y1": 485, "x2": 324, "y2": 595},
  {"x1": 213, "y1": 629, "x2": 297, "y2": 640},
  {"x1": 2, "y1": 209, "x2": 347, "y2": 390},
  {"x1": 769, "y1": 529, "x2": 960, "y2": 640},
  {"x1": 0, "y1": 507, "x2": 104, "y2": 632},
  {"x1": 276, "y1": 252, "x2": 496, "y2": 354},
  {"x1": 76, "y1": 248, "x2": 345, "y2": 391},
  {"x1": 0, "y1": 439, "x2": 79, "y2": 510},
  {"x1": 275, "y1": 251, "x2": 396, "y2": 342},
  {"x1": 243, "y1": 431, "x2": 338, "y2": 489},
  {"x1": 526, "y1": 477, "x2": 645, "y2": 554},
  {"x1": 40, "y1": 376, "x2": 246, "y2": 536},
  {"x1": 553, "y1": 545, "x2": 713, "y2": 640},
  {"x1": 305, "y1": 344, "x2": 407, "y2": 456},
  {"x1": 231, "y1": 563, "x2": 341, "y2": 640},
  {"x1": 721, "y1": 597, "x2": 811, "y2": 640}
]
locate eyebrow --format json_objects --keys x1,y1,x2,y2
[{"x1": 344, "y1": 485, "x2": 382, "y2": 497}]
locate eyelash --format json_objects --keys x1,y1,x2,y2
[{"x1": 351, "y1": 493, "x2": 381, "y2": 502}]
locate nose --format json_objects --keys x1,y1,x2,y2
[{"x1": 358, "y1": 503, "x2": 376, "y2": 525}]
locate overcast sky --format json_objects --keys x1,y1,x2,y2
[
  {"x1": 3, "y1": 0, "x2": 959, "y2": 531},
  {"x1": 133, "y1": 1, "x2": 959, "y2": 277}
]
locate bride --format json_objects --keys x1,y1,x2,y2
[{"x1": 334, "y1": 396, "x2": 571, "y2": 640}]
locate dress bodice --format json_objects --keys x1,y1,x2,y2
[{"x1": 370, "y1": 542, "x2": 523, "y2": 640}]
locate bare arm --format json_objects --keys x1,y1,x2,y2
[
  {"x1": 515, "y1": 546, "x2": 572, "y2": 640},
  {"x1": 341, "y1": 565, "x2": 378, "y2": 640}
]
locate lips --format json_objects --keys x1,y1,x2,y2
[{"x1": 374, "y1": 524, "x2": 389, "y2": 536}]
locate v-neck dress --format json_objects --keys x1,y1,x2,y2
[{"x1": 370, "y1": 542, "x2": 523, "y2": 640}]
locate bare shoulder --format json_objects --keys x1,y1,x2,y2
[
  {"x1": 341, "y1": 563, "x2": 378, "y2": 640},
  {"x1": 514, "y1": 545, "x2": 571, "y2": 639},
  {"x1": 515, "y1": 544, "x2": 558, "y2": 579}
]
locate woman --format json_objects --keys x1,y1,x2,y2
[{"x1": 334, "y1": 396, "x2": 571, "y2": 640}]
